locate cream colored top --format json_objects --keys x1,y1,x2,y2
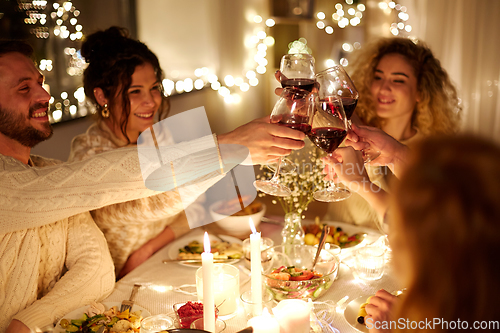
[
  {"x1": 324, "y1": 130, "x2": 425, "y2": 230},
  {"x1": 68, "y1": 122, "x2": 205, "y2": 274},
  {"x1": 0, "y1": 135, "x2": 224, "y2": 331}
]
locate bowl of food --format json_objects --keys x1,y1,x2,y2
[
  {"x1": 173, "y1": 301, "x2": 218, "y2": 329},
  {"x1": 261, "y1": 244, "x2": 339, "y2": 301},
  {"x1": 209, "y1": 197, "x2": 266, "y2": 236}
]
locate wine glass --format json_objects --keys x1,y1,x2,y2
[
  {"x1": 267, "y1": 53, "x2": 317, "y2": 173},
  {"x1": 316, "y1": 66, "x2": 380, "y2": 163},
  {"x1": 254, "y1": 87, "x2": 315, "y2": 197},
  {"x1": 308, "y1": 96, "x2": 351, "y2": 202}
]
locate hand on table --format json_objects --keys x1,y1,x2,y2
[
  {"x1": 118, "y1": 245, "x2": 154, "y2": 280},
  {"x1": 217, "y1": 116, "x2": 305, "y2": 165},
  {"x1": 6, "y1": 319, "x2": 31, "y2": 333},
  {"x1": 364, "y1": 289, "x2": 399, "y2": 333}
]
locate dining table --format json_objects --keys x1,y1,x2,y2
[{"x1": 102, "y1": 218, "x2": 401, "y2": 333}]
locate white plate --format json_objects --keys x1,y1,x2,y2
[
  {"x1": 54, "y1": 302, "x2": 151, "y2": 333},
  {"x1": 304, "y1": 220, "x2": 381, "y2": 251},
  {"x1": 167, "y1": 233, "x2": 243, "y2": 267},
  {"x1": 343, "y1": 295, "x2": 369, "y2": 333}
]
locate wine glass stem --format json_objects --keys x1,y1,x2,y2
[{"x1": 270, "y1": 157, "x2": 283, "y2": 183}]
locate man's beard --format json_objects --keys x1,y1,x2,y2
[{"x1": 0, "y1": 102, "x2": 53, "y2": 148}]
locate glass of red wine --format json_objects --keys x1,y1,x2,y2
[
  {"x1": 254, "y1": 87, "x2": 315, "y2": 197},
  {"x1": 316, "y1": 65, "x2": 380, "y2": 163},
  {"x1": 308, "y1": 96, "x2": 351, "y2": 202},
  {"x1": 266, "y1": 53, "x2": 317, "y2": 174}
]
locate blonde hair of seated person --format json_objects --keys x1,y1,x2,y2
[{"x1": 389, "y1": 135, "x2": 500, "y2": 332}]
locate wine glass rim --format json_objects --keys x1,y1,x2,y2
[
  {"x1": 315, "y1": 65, "x2": 348, "y2": 77},
  {"x1": 281, "y1": 53, "x2": 314, "y2": 59}
]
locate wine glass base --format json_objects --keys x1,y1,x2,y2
[
  {"x1": 266, "y1": 158, "x2": 296, "y2": 174},
  {"x1": 313, "y1": 188, "x2": 351, "y2": 202},
  {"x1": 253, "y1": 180, "x2": 292, "y2": 197},
  {"x1": 362, "y1": 150, "x2": 381, "y2": 164}
]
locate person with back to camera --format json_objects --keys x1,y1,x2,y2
[
  {"x1": 323, "y1": 133, "x2": 500, "y2": 333},
  {"x1": 323, "y1": 36, "x2": 462, "y2": 231},
  {"x1": 0, "y1": 38, "x2": 306, "y2": 332}
]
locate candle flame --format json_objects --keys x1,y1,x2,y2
[
  {"x1": 204, "y1": 232, "x2": 211, "y2": 253},
  {"x1": 262, "y1": 307, "x2": 271, "y2": 317},
  {"x1": 249, "y1": 218, "x2": 257, "y2": 234}
]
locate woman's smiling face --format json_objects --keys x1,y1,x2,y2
[
  {"x1": 110, "y1": 62, "x2": 162, "y2": 142},
  {"x1": 370, "y1": 53, "x2": 420, "y2": 122}
]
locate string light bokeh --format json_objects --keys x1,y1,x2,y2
[{"x1": 18, "y1": 0, "x2": 412, "y2": 121}]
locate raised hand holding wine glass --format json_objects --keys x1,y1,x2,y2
[
  {"x1": 267, "y1": 53, "x2": 317, "y2": 174},
  {"x1": 316, "y1": 65, "x2": 380, "y2": 163},
  {"x1": 308, "y1": 96, "x2": 351, "y2": 202},
  {"x1": 254, "y1": 87, "x2": 315, "y2": 197}
]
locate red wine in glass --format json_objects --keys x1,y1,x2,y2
[
  {"x1": 308, "y1": 127, "x2": 347, "y2": 153},
  {"x1": 341, "y1": 97, "x2": 358, "y2": 120},
  {"x1": 271, "y1": 114, "x2": 312, "y2": 134},
  {"x1": 281, "y1": 78, "x2": 316, "y2": 92}
]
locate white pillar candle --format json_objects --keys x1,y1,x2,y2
[
  {"x1": 249, "y1": 218, "x2": 263, "y2": 316},
  {"x1": 202, "y1": 232, "x2": 215, "y2": 332},
  {"x1": 272, "y1": 299, "x2": 311, "y2": 333},
  {"x1": 247, "y1": 308, "x2": 280, "y2": 333}
]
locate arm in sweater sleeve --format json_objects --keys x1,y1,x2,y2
[
  {"x1": 12, "y1": 212, "x2": 115, "y2": 331},
  {"x1": 0, "y1": 136, "x2": 236, "y2": 233}
]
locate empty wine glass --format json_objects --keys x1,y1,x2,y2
[
  {"x1": 267, "y1": 53, "x2": 317, "y2": 174},
  {"x1": 308, "y1": 96, "x2": 351, "y2": 202},
  {"x1": 316, "y1": 66, "x2": 380, "y2": 163},
  {"x1": 254, "y1": 87, "x2": 315, "y2": 197}
]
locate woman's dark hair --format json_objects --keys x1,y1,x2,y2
[{"x1": 81, "y1": 26, "x2": 169, "y2": 143}]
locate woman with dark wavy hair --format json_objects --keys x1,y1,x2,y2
[
  {"x1": 324, "y1": 37, "x2": 462, "y2": 230},
  {"x1": 68, "y1": 27, "x2": 198, "y2": 278}
]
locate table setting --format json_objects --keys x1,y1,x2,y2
[{"x1": 53, "y1": 214, "x2": 399, "y2": 333}]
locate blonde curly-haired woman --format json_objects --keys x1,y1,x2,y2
[{"x1": 324, "y1": 37, "x2": 462, "y2": 230}]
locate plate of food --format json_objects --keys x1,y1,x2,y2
[
  {"x1": 54, "y1": 302, "x2": 151, "y2": 333},
  {"x1": 342, "y1": 295, "x2": 372, "y2": 333},
  {"x1": 303, "y1": 220, "x2": 379, "y2": 250},
  {"x1": 167, "y1": 233, "x2": 243, "y2": 267}
]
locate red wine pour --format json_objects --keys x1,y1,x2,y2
[
  {"x1": 281, "y1": 78, "x2": 316, "y2": 92},
  {"x1": 308, "y1": 127, "x2": 347, "y2": 153}
]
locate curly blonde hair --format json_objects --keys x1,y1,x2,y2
[{"x1": 348, "y1": 37, "x2": 461, "y2": 135}]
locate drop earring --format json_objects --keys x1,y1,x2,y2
[{"x1": 101, "y1": 104, "x2": 110, "y2": 118}]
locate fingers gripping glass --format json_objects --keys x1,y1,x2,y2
[
  {"x1": 308, "y1": 96, "x2": 351, "y2": 202},
  {"x1": 266, "y1": 53, "x2": 317, "y2": 174},
  {"x1": 254, "y1": 87, "x2": 315, "y2": 197},
  {"x1": 315, "y1": 66, "x2": 380, "y2": 163}
]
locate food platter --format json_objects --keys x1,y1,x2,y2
[
  {"x1": 304, "y1": 220, "x2": 381, "y2": 251},
  {"x1": 54, "y1": 302, "x2": 151, "y2": 333},
  {"x1": 167, "y1": 233, "x2": 243, "y2": 267}
]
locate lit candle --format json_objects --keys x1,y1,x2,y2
[
  {"x1": 202, "y1": 232, "x2": 215, "y2": 332},
  {"x1": 249, "y1": 218, "x2": 263, "y2": 316},
  {"x1": 247, "y1": 308, "x2": 280, "y2": 333},
  {"x1": 272, "y1": 299, "x2": 311, "y2": 333}
]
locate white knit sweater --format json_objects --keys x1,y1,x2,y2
[
  {"x1": 67, "y1": 122, "x2": 206, "y2": 274},
  {"x1": 0, "y1": 135, "x2": 224, "y2": 331}
]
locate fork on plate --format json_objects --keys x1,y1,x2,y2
[{"x1": 120, "y1": 284, "x2": 141, "y2": 312}]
